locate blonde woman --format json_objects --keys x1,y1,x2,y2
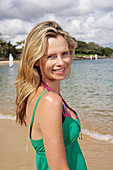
[{"x1": 16, "y1": 21, "x2": 87, "y2": 170}]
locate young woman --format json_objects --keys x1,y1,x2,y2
[{"x1": 16, "y1": 21, "x2": 87, "y2": 170}]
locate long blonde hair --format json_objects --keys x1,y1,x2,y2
[{"x1": 15, "y1": 21, "x2": 76, "y2": 125}]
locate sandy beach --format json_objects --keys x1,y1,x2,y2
[
  {"x1": 0, "y1": 60, "x2": 20, "y2": 65},
  {"x1": 0, "y1": 119, "x2": 113, "y2": 170}
]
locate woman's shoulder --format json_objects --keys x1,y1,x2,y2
[
  {"x1": 38, "y1": 91, "x2": 63, "y2": 129},
  {"x1": 40, "y1": 91, "x2": 63, "y2": 108},
  {"x1": 38, "y1": 91, "x2": 63, "y2": 117}
]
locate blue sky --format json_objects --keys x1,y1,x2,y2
[{"x1": 0, "y1": 0, "x2": 113, "y2": 48}]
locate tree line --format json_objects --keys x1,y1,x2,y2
[
  {"x1": 0, "y1": 33, "x2": 25, "y2": 60},
  {"x1": 74, "y1": 39, "x2": 113, "y2": 57},
  {"x1": 0, "y1": 34, "x2": 113, "y2": 60}
]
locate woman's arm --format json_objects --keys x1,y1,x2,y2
[{"x1": 38, "y1": 92, "x2": 69, "y2": 170}]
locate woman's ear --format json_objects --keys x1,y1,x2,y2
[{"x1": 35, "y1": 60, "x2": 39, "y2": 66}]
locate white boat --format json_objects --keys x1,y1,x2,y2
[
  {"x1": 95, "y1": 54, "x2": 98, "y2": 60},
  {"x1": 9, "y1": 54, "x2": 13, "y2": 67},
  {"x1": 90, "y1": 55, "x2": 92, "y2": 60}
]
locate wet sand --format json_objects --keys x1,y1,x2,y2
[{"x1": 0, "y1": 119, "x2": 113, "y2": 170}]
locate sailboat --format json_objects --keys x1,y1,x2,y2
[
  {"x1": 90, "y1": 55, "x2": 92, "y2": 60},
  {"x1": 95, "y1": 54, "x2": 98, "y2": 60},
  {"x1": 9, "y1": 54, "x2": 13, "y2": 68}
]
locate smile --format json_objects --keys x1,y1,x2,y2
[{"x1": 52, "y1": 68, "x2": 65, "y2": 73}]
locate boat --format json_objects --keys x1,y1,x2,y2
[{"x1": 9, "y1": 54, "x2": 13, "y2": 67}]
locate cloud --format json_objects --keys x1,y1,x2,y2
[
  {"x1": 0, "y1": 19, "x2": 33, "y2": 35},
  {"x1": 96, "y1": 12, "x2": 113, "y2": 30},
  {"x1": 92, "y1": 0, "x2": 113, "y2": 11},
  {"x1": 0, "y1": 0, "x2": 79, "y2": 20},
  {"x1": 0, "y1": 19, "x2": 34, "y2": 44},
  {"x1": 0, "y1": 0, "x2": 113, "y2": 48}
]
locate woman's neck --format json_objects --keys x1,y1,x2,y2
[{"x1": 41, "y1": 80, "x2": 60, "y2": 94}]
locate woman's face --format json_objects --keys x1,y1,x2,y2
[{"x1": 38, "y1": 35, "x2": 71, "y2": 83}]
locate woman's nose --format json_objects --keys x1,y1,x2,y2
[{"x1": 56, "y1": 56, "x2": 64, "y2": 65}]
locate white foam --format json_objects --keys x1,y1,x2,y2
[
  {"x1": 83, "y1": 129, "x2": 113, "y2": 143},
  {"x1": 0, "y1": 113, "x2": 16, "y2": 120},
  {"x1": 0, "y1": 113, "x2": 113, "y2": 143}
]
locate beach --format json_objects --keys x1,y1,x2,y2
[
  {"x1": 0, "y1": 60, "x2": 20, "y2": 65},
  {"x1": 0, "y1": 119, "x2": 35, "y2": 170},
  {"x1": 0, "y1": 119, "x2": 113, "y2": 170}
]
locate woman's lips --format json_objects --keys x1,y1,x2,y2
[{"x1": 52, "y1": 68, "x2": 65, "y2": 73}]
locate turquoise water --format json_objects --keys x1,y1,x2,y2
[{"x1": 0, "y1": 58, "x2": 113, "y2": 143}]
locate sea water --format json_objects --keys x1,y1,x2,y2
[{"x1": 0, "y1": 58, "x2": 113, "y2": 143}]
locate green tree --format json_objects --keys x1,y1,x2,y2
[
  {"x1": 87, "y1": 42, "x2": 96, "y2": 54},
  {"x1": 75, "y1": 41, "x2": 88, "y2": 54},
  {"x1": 0, "y1": 38, "x2": 18, "y2": 58},
  {"x1": 87, "y1": 42, "x2": 104, "y2": 55},
  {"x1": 0, "y1": 38, "x2": 8, "y2": 57},
  {"x1": 103, "y1": 47, "x2": 113, "y2": 57},
  {"x1": 16, "y1": 40, "x2": 25, "y2": 47}
]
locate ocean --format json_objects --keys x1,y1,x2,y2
[{"x1": 0, "y1": 58, "x2": 113, "y2": 143}]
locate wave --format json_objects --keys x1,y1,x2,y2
[
  {"x1": 82, "y1": 129, "x2": 113, "y2": 143},
  {"x1": 0, "y1": 113, "x2": 16, "y2": 120},
  {"x1": 0, "y1": 113, "x2": 113, "y2": 144}
]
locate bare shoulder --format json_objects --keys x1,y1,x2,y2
[
  {"x1": 38, "y1": 91, "x2": 63, "y2": 124},
  {"x1": 41, "y1": 91, "x2": 62, "y2": 107}
]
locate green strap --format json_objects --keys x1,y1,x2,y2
[{"x1": 29, "y1": 91, "x2": 49, "y2": 138}]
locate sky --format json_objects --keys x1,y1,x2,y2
[{"x1": 0, "y1": 0, "x2": 113, "y2": 48}]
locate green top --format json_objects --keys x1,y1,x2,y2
[{"x1": 29, "y1": 91, "x2": 87, "y2": 170}]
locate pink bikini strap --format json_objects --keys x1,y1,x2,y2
[{"x1": 42, "y1": 82, "x2": 53, "y2": 92}]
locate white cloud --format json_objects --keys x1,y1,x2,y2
[
  {"x1": 96, "y1": 12, "x2": 113, "y2": 30},
  {"x1": 76, "y1": 0, "x2": 92, "y2": 15},
  {"x1": 0, "y1": 19, "x2": 34, "y2": 44},
  {"x1": 0, "y1": 0, "x2": 79, "y2": 20},
  {"x1": 0, "y1": 19, "x2": 33, "y2": 35},
  {"x1": 0, "y1": 0, "x2": 113, "y2": 48},
  {"x1": 92, "y1": 0, "x2": 113, "y2": 11}
]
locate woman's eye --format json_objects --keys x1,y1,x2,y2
[
  {"x1": 47, "y1": 55, "x2": 53, "y2": 59},
  {"x1": 62, "y1": 52, "x2": 68, "y2": 56},
  {"x1": 47, "y1": 55, "x2": 56, "y2": 59}
]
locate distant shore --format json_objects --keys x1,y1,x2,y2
[
  {"x1": 73, "y1": 55, "x2": 113, "y2": 60},
  {"x1": 0, "y1": 56, "x2": 112, "y2": 65},
  {"x1": 0, "y1": 60, "x2": 20, "y2": 65}
]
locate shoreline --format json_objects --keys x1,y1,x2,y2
[
  {"x1": 0, "y1": 119, "x2": 113, "y2": 170},
  {"x1": 0, "y1": 56, "x2": 113, "y2": 65},
  {"x1": 0, "y1": 60, "x2": 20, "y2": 65},
  {"x1": 73, "y1": 55, "x2": 113, "y2": 60}
]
